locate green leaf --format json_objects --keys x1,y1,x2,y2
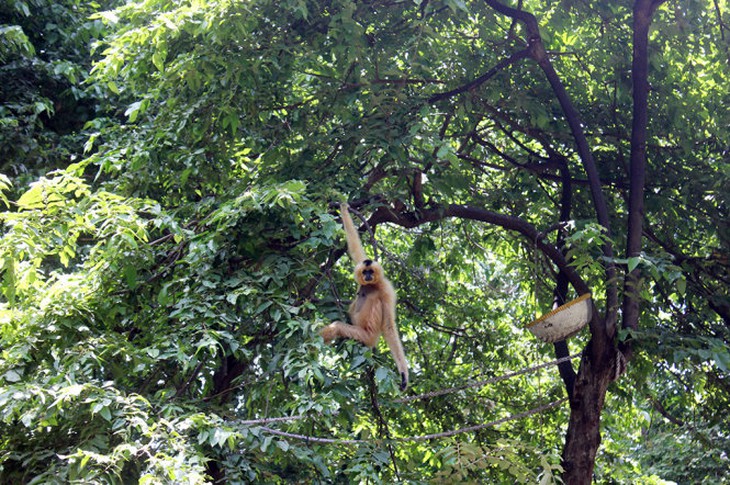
[
  {"x1": 157, "y1": 283, "x2": 171, "y2": 306},
  {"x1": 16, "y1": 183, "x2": 44, "y2": 209},
  {"x1": 99, "y1": 406, "x2": 112, "y2": 421},
  {"x1": 125, "y1": 99, "x2": 149, "y2": 122},
  {"x1": 0, "y1": 173, "x2": 12, "y2": 208},
  {"x1": 124, "y1": 265, "x2": 138, "y2": 289},
  {"x1": 152, "y1": 46, "x2": 167, "y2": 72},
  {"x1": 351, "y1": 355, "x2": 366, "y2": 369},
  {"x1": 374, "y1": 366, "x2": 389, "y2": 384},
  {"x1": 714, "y1": 350, "x2": 730, "y2": 372},
  {"x1": 3, "y1": 369, "x2": 22, "y2": 383},
  {"x1": 627, "y1": 256, "x2": 640, "y2": 273}
]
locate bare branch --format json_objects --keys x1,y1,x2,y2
[
  {"x1": 429, "y1": 49, "x2": 530, "y2": 103},
  {"x1": 369, "y1": 202, "x2": 591, "y2": 296},
  {"x1": 622, "y1": 0, "x2": 667, "y2": 338}
]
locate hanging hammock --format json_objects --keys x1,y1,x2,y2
[{"x1": 527, "y1": 293, "x2": 592, "y2": 342}]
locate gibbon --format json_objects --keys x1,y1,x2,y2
[{"x1": 320, "y1": 203, "x2": 409, "y2": 391}]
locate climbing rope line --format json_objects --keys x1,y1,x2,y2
[
  {"x1": 394, "y1": 353, "x2": 581, "y2": 404},
  {"x1": 237, "y1": 416, "x2": 305, "y2": 426},
  {"x1": 258, "y1": 398, "x2": 567, "y2": 444}
]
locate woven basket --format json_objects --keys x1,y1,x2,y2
[{"x1": 527, "y1": 293, "x2": 592, "y2": 343}]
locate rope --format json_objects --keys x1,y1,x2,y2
[
  {"x1": 258, "y1": 398, "x2": 567, "y2": 444},
  {"x1": 237, "y1": 415, "x2": 304, "y2": 426},
  {"x1": 612, "y1": 350, "x2": 627, "y2": 381},
  {"x1": 233, "y1": 354, "x2": 579, "y2": 426},
  {"x1": 395, "y1": 353, "x2": 580, "y2": 404}
]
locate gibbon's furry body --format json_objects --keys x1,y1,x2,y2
[{"x1": 320, "y1": 203, "x2": 409, "y2": 391}]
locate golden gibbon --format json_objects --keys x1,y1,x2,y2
[{"x1": 320, "y1": 202, "x2": 409, "y2": 391}]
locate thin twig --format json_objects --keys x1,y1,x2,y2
[
  {"x1": 367, "y1": 366, "x2": 400, "y2": 479},
  {"x1": 174, "y1": 361, "x2": 205, "y2": 398}
]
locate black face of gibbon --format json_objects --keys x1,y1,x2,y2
[
  {"x1": 355, "y1": 260, "x2": 382, "y2": 286},
  {"x1": 362, "y1": 260, "x2": 375, "y2": 282}
]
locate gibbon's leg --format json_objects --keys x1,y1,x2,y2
[
  {"x1": 322, "y1": 295, "x2": 382, "y2": 348},
  {"x1": 340, "y1": 202, "x2": 367, "y2": 264},
  {"x1": 320, "y1": 321, "x2": 378, "y2": 347},
  {"x1": 336, "y1": 285, "x2": 409, "y2": 391}
]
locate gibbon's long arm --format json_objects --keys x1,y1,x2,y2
[
  {"x1": 340, "y1": 202, "x2": 367, "y2": 264},
  {"x1": 382, "y1": 292, "x2": 409, "y2": 390}
]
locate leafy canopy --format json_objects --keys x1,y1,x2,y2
[{"x1": 1, "y1": 0, "x2": 728, "y2": 483}]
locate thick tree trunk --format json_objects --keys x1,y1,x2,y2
[{"x1": 561, "y1": 344, "x2": 615, "y2": 483}]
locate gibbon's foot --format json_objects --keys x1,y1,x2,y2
[
  {"x1": 400, "y1": 372, "x2": 407, "y2": 391},
  {"x1": 319, "y1": 324, "x2": 337, "y2": 343}
]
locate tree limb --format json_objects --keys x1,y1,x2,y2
[
  {"x1": 622, "y1": 0, "x2": 667, "y2": 342},
  {"x1": 648, "y1": 395, "x2": 685, "y2": 426},
  {"x1": 428, "y1": 48, "x2": 530, "y2": 103},
  {"x1": 368, "y1": 202, "x2": 591, "y2": 297},
  {"x1": 552, "y1": 160, "x2": 577, "y2": 398},
  {"x1": 483, "y1": 0, "x2": 618, "y2": 348}
]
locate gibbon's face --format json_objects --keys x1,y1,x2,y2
[{"x1": 355, "y1": 259, "x2": 382, "y2": 286}]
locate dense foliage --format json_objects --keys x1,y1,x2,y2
[{"x1": 1, "y1": 0, "x2": 728, "y2": 483}]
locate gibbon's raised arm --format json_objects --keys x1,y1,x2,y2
[{"x1": 340, "y1": 202, "x2": 367, "y2": 264}]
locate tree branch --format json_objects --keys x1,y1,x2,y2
[
  {"x1": 622, "y1": 0, "x2": 667, "y2": 340},
  {"x1": 428, "y1": 49, "x2": 530, "y2": 103},
  {"x1": 553, "y1": 160, "x2": 577, "y2": 398},
  {"x1": 648, "y1": 395, "x2": 685, "y2": 427},
  {"x1": 369, "y1": 202, "x2": 590, "y2": 297},
  {"x1": 483, "y1": 0, "x2": 617, "y2": 348}
]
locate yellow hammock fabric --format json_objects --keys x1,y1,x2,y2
[{"x1": 527, "y1": 293, "x2": 592, "y2": 343}]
